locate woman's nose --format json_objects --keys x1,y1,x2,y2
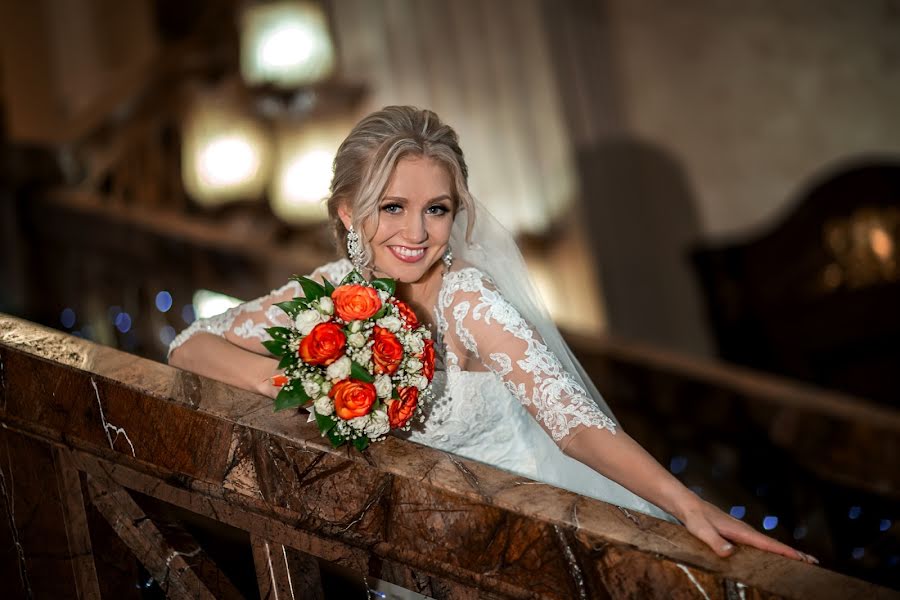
[{"x1": 403, "y1": 213, "x2": 428, "y2": 243}]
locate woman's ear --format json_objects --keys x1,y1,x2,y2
[{"x1": 337, "y1": 203, "x2": 353, "y2": 230}]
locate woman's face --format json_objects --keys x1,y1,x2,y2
[{"x1": 345, "y1": 155, "x2": 455, "y2": 284}]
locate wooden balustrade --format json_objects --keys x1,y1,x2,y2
[{"x1": 0, "y1": 314, "x2": 895, "y2": 599}]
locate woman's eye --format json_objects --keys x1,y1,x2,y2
[
  {"x1": 427, "y1": 205, "x2": 450, "y2": 215},
  {"x1": 382, "y1": 204, "x2": 402, "y2": 214}
]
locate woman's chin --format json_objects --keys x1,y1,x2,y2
[{"x1": 376, "y1": 256, "x2": 441, "y2": 284}]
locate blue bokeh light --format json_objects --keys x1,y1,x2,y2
[
  {"x1": 729, "y1": 506, "x2": 746, "y2": 520},
  {"x1": 181, "y1": 304, "x2": 196, "y2": 325},
  {"x1": 155, "y1": 291, "x2": 173, "y2": 313},
  {"x1": 848, "y1": 506, "x2": 861, "y2": 520},
  {"x1": 115, "y1": 312, "x2": 132, "y2": 333},
  {"x1": 762, "y1": 516, "x2": 778, "y2": 531},
  {"x1": 880, "y1": 519, "x2": 892, "y2": 532},
  {"x1": 851, "y1": 547, "x2": 865, "y2": 560},
  {"x1": 60, "y1": 308, "x2": 76, "y2": 329},
  {"x1": 669, "y1": 456, "x2": 688, "y2": 474},
  {"x1": 107, "y1": 305, "x2": 122, "y2": 321},
  {"x1": 159, "y1": 325, "x2": 177, "y2": 346}
]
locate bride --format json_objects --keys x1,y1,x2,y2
[{"x1": 168, "y1": 105, "x2": 815, "y2": 564}]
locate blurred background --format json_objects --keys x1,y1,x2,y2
[{"x1": 1, "y1": 0, "x2": 898, "y2": 591}]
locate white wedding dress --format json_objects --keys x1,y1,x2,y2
[{"x1": 168, "y1": 258, "x2": 671, "y2": 521}]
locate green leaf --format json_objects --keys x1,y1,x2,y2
[
  {"x1": 326, "y1": 427, "x2": 345, "y2": 448},
  {"x1": 274, "y1": 299, "x2": 306, "y2": 318},
  {"x1": 262, "y1": 339, "x2": 288, "y2": 357},
  {"x1": 314, "y1": 411, "x2": 338, "y2": 434},
  {"x1": 277, "y1": 354, "x2": 296, "y2": 370},
  {"x1": 341, "y1": 270, "x2": 367, "y2": 285},
  {"x1": 352, "y1": 436, "x2": 370, "y2": 452},
  {"x1": 371, "y1": 305, "x2": 387, "y2": 320},
  {"x1": 294, "y1": 276, "x2": 326, "y2": 302},
  {"x1": 274, "y1": 384, "x2": 310, "y2": 411},
  {"x1": 321, "y1": 277, "x2": 335, "y2": 296},
  {"x1": 265, "y1": 326, "x2": 292, "y2": 341},
  {"x1": 371, "y1": 277, "x2": 396, "y2": 296},
  {"x1": 350, "y1": 361, "x2": 375, "y2": 383}
]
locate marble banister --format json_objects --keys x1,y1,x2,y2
[{"x1": 0, "y1": 314, "x2": 894, "y2": 599}]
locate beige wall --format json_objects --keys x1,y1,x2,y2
[{"x1": 607, "y1": 0, "x2": 900, "y2": 237}]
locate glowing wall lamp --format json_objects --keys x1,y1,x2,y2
[
  {"x1": 240, "y1": 1, "x2": 336, "y2": 89},
  {"x1": 270, "y1": 118, "x2": 347, "y2": 223},
  {"x1": 181, "y1": 98, "x2": 273, "y2": 206}
]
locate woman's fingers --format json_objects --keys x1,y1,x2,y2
[
  {"x1": 714, "y1": 512, "x2": 818, "y2": 564},
  {"x1": 684, "y1": 514, "x2": 736, "y2": 558}
]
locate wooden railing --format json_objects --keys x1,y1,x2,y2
[{"x1": 0, "y1": 314, "x2": 895, "y2": 599}]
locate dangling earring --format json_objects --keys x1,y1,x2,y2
[
  {"x1": 442, "y1": 246, "x2": 453, "y2": 270},
  {"x1": 347, "y1": 225, "x2": 366, "y2": 271}
]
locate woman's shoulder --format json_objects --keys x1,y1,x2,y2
[{"x1": 443, "y1": 259, "x2": 495, "y2": 290}]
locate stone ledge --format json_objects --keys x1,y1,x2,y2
[{"x1": 1, "y1": 313, "x2": 895, "y2": 599}]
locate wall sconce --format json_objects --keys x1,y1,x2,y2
[
  {"x1": 270, "y1": 117, "x2": 348, "y2": 223},
  {"x1": 181, "y1": 95, "x2": 273, "y2": 206},
  {"x1": 240, "y1": 1, "x2": 336, "y2": 89}
]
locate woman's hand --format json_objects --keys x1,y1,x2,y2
[{"x1": 676, "y1": 497, "x2": 818, "y2": 564}]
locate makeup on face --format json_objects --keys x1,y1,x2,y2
[{"x1": 366, "y1": 156, "x2": 455, "y2": 285}]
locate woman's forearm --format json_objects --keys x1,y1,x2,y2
[
  {"x1": 168, "y1": 332, "x2": 280, "y2": 398},
  {"x1": 562, "y1": 427, "x2": 697, "y2": 521}
]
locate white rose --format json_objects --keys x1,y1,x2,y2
[
  {"x1": 413, "y1": 374, "x2": 429, "y2": 390},
  {"x1": 317, "y1": 296, "x2": 334, "y2": 315},
  {"x1": 348, "y1": 332, "x2": 367, "y2": 348},
  {"x1": 374, "y1": 375, "x2": 392, "y2": 399},
  {"x1": 377, "y1": 315, "x2": 402, "y2": 332},
  {"x1": 405, "y1": 358, "x2": 422, "y2": 373},
  {"x1": 406, "y1": 335, "x2": 424, "y2": 354},
  {"x1": 365, "y1": 409, "x2": 390, "y2": 438},
  {"x1": 348, "y1": 320, "x2": 363, "y2": 333},
  {"x1": 313, "y1": 396, "x2": 333, "y2": 416},
  {"x1": 302, "y1": 379, "x2": 321, "y2": 398},
  {"x1": 349, "y1": 416, "x2": 369, "y2": 430},
  {"x1": 295, "y1": 309, "x2": 326, "y2": 335},
  {"x1": 326, "y1": 356, "x2": 351, "y2": 381}
]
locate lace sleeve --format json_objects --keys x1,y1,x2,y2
[
  {"x1": 438, "y1": 268, "x2": 616, "y2": 446},
  {"x1": 167, "y1": 259, "x2": 353, "y2": 361}
]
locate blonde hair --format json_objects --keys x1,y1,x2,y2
[{"x1": 327, "y1": 106, "x2": 476, "y2": 266}]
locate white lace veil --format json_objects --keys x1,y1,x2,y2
[{"x1": 450, "y1": 198, "x2": 618, "y2": 423}]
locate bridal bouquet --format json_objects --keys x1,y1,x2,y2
[{"x1": 264, "y1": 272, "x2": 435, "y2": 450}]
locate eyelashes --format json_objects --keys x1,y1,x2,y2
[{"x1": 381, "y1": 203, "x2": 451, "y2": 216}]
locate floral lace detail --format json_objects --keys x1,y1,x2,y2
[
  {"x1": 167, "y1": 259, "x2": 353, "y2": 359},
  {"x1": 438, "y1": 268, "x2": 616, "y2": 442}
]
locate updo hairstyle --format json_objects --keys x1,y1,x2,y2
[{"x1": 326, "y1": 106, "x2": 476, "y2": 266}]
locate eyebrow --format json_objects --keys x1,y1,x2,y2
[{"x1": 381, "y1": 195, "x2": 453, "y2": 203}]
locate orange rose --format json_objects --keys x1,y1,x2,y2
[
  {"x1": 420, "y1": 338, "x2": 435, "y2": 381},
  {"x1": 332, "y1": 284, "x2": 382, "y2": 321},
  {"x1": 372, "y1": 326, "x2": 403, "y2": 375},
  {"x1": 330, "y1": 379, "x2": 377, "y2": 420},
  {"x1": 298, "y1": 322, "x2": 346, "y2": 366},
  {"x1": 388, "y1": 386, "x2": 419, "y2": 428},
  {"x1": 391, "y1": 298, "x2": 419, "y2": 329}
]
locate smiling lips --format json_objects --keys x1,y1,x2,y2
[{"x1": 389, "y1": 245, "x2": 426, "y2": 263}]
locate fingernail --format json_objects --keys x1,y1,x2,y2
[{"x1": 721, "y1": 543, "x2": 734, "y2": 553}]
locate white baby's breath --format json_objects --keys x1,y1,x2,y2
[
  {"x1": 406, "y1": 335, "x2": 424, "y2": 354},
  {"x1": 406, "y1": 358, "x2": 422, "y2": 373},
  {"x1": 355, "y1": 348, "x2": 372, "y2": 365},
  {"x1": 326, "y1": 356, "x2": 351, "y2": 381},
  {"x1": 349, "y1": 415, "x2": 369, "y2": 430},
  {"x1": 413, "y1": 374, "x2": 429, "y2": 390},
  {"x1": 348, "y1": 320, "x2": 363, "y2": 333},
  {"x1": 295, "y1": 309, "x2": 326, "y2": 335}
]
